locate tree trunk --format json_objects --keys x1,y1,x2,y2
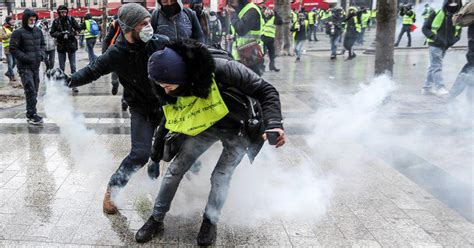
[
  {"x1": 102, "y1": 0, "x2": 108, "y2": 38},
  {"x1": 274, "y1": 0, "x2": 292, "y2": 56},
  {"x1": 374, "y1": 0, "x2": 397, "y2": 75}
]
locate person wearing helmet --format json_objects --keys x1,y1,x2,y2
[{"x1": 50, "y1": 5, "x2": 82, "y2": 93}]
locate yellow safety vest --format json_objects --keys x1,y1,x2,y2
[
  {"x1": 402, "y1": 12, "x2": 416, "y2": 25},
  {"x1": 346, "y1": 15, "x2": 361, "y2": 33},
  {"x1": 292, "y1": 20, "x2": 308, "y2": 40},
  {"x1": 163, "y1": 79, "x2": 229, "y2": 136},
  {"x1": 262, "y1": 16, "x2": 276, "y2": 38},
  {"x1": 308, "y1": 11, "x2": 316, "y2": 25},
  {"x1": 85, "y1": 19, "x2": 98, "y2": 39},
  {"x1": 231, "y1": 2, "x2": 264, "y2": 60},
  {"x1": 361, "y1": 12, "x2": 371, "y2": 27},
  {"x1": 426, "y1": 10, "x2": 461, "y2": 42},
  {"x1": 2, "y1": 27, "x2": 12, "y2": 48}
]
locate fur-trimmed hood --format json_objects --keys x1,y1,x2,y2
[{"x1": 158, "y1": 40, "x2": 216, "y2": 99}]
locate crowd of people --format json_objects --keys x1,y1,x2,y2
[{"x1": 0, "y1": 0, "x2": 472, "y2": 245}]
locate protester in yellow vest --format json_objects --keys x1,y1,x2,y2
[
  {"x1": 308, "y1": 8, "x2": 319, "y2": 41},
  {"x1": 395, "y1": 3, "x2": 416, "y2": 47},
  {"x1": 141, "y1": 40, "x2": 285, "y2": 246},
  {"x1": 291, "y1": 13, "x2": 309, "y2": 61},
  {"x1": 81, "y1": 13, "x2": 99, "y2": 64},
  {"x1": 0, "y1": 16, "x2": 16, "y2": 82},
  {"x1": 343, "y1": 6, "x2": 361, "y2": 60},
  {"x1": 421, "y1": 0, "x2": 463, "y2": 96},
  {"x1": 356, "y1": 7, "x2": 370, "y2": 44},
  {"x1": 226, "y1": 0, "x2": 265, "y2": 75},
  {"x1": 370, "y1": 9, "x2": 377, "y2": 26},
  {"x1": 262, "y1": 8, "x2": 281, "y2": 71}
]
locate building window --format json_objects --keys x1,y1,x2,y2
[
  {"x1": 21, "y1": 0, "x2": 26, "y2": 7},
  {"x1": 32, "y1": 0, "x2": 37, "y2": 7},
  {"x1": 53, "y1": 0, "x2": 57, "y2": 8},
  {"x1": 94, "y1": 0, "x2": 98, "y2": 5},
  {"x1": 71, "y1": 0, "x2": 74, "y2": 4},
  {"x1": 42, "y1": 0, "x2": 48, "y2": 7},
  {"x1": 85, "y1": 0, "x2": 89, "y2": 6}
]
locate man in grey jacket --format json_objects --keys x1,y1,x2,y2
[{"x1": 40, "y1": 19, "x2": 56, "y2": 70}]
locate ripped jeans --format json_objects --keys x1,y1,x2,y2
[{"x1": 152, "y1": 127, "x2": 248, "y2": 224}]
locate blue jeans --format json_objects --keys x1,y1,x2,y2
[
  {"x1": 108, "y1": 109, "x2": 159, "y2": 188},
  {"x1": 330, "y1": 34, "x2": 340, "y2": 56},
  {"x1": 58, "y1": 51, "x2": 76, "y2": 73},
  {"x1": 6, "y1": 53, "x2": 16, "y2": 78},
  {"x1": 424, "y1": 46, "x2": 446, "y2": 89},
  {"x1": 358, "y1": 27, "x2": 366, "y2": 44},
  {"x1": 19, "y1": 69, "x2": 40, "y2": 118},
  {"x1": 86, "y1": 38, "x2": 97, "y2": 64},
  {"x1": 152, "y1": 127, "x2": 248, "y2": 224},
  {"x1": 294, "y1": 40, "x2": 305, "y2": 59}
]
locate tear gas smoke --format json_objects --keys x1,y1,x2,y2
[{"x1": 43, "y1": 77, "x2": 114, "y2": 171}]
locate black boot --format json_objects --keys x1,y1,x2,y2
[
  {"x1": 197, "y1": 216, "x2": 217, "y2": 246},
  {"x1": 121, "y1": 99, "x2": 128, "y2": 111},
  {"x1": 269, "y1": 62, "x2": 280, "y2": 72},
  {"x1": 135, "y1": 216, "x2": 164, "y2": 243},
  {"x1": 111, "y1": 84, "x2": 118, "y2": 95}
]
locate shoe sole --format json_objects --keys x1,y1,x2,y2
[{"x1": 27, "y1": 121, "x2": 43, "y2": 125}]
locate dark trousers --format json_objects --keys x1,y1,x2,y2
[
  {"x1": 6, "y1": 53, "x2": 16, "y2": 78},
  {"x1": 108, "y1": 108, "x2": 159, "y2": 188},
  {"x1": 357, "y1": 27, "x2": 366, "y2": 44},
  {"x1": 395, "y1": 25, "x2": 412, "y2": 46},
  {"x1": 308, "y1": 24, "x2": 318, "y2": 41},
  {"x1": 19, "y1": 68, "x2": 40, "y2": 118},
  {"x1": 248, "y1": 60, "x2": 265, "y2": 76},
  {"x1": 45, "y1": 50, "x2": 55, "y2": 70},
  {"x1": 330, "y1": 34, "x2": 340, "y2": 56},
  {"x1": 343, "y1": 35, "x2": 357, "y2": 56},
  {"x1": 58, "y1": 51, "x2": 76, "y2": 73},
  {"x1": 152, "y1": 127, "x2": 248, "y2": 224},
  {"x1": 86, "y1": 38, "x2": 97, "y2": 64},
  {"x1": 262, "y1": 36, "x2": 277, "y2": 68}
]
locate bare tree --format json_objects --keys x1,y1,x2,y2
[
  {"x1": 274, "y1": 0, "x2": 292, "y2": 56},
  {"x1": 374, "y1": 0, "x2": 398, "y2": 75},
  {"x1": 102, "y1": 0, "x2": 108, "y2": 38}
]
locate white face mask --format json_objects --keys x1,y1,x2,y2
[
  {"x1": 28, "y1": 23, "x2": 35, "y2": 29},
  {"x1": 139, "y1": 24, "x2": 154, "y2": 43}
]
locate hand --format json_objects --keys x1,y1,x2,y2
[
  {"x1": 147, "y1": 160, "x2": 161, "y2": 180},
  {"x1": 46, "y1": 68, "x2": 72, "y2": 86},
  {"x1": 262, "y1": 128, "x2": 286, "y2": 148}
]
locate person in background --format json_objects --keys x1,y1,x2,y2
[
  {"x1": 262, "y1": 8, "x2": 281, "y2": 71},
  {"x1": 51, "y1": 5, "x2": 81, "y2": 93},
  {"x1": 208, "y1": 11, "x2": 223, "y2": 46},
  {"x1": 422, "y1": 3, "x2": 436, "y2": 21},
  {"x1": 291, "y1": 13, "x2": 308, "y2": 62},
  {"x1": 82, "y1": 13, "x2": 99, "y2": 64},
  {"x1": 326, "y1": 7, "x2": 344, "y2": 60},
  {"x1": 422, "y1": 0, "x2": 462, "y2": 96},
  {"x1": 394, "y1": 3, "x2": 416, "y2": 47},
  {"x1": 40, "y1": 19, "x2": 56, "y2": 70},
  {"x1": 190, "y1": 0, "x2": 210, "y2": 43},
  {"x1": 9, "y1": 9, "x2": 46, "y2": 125},
  {"x1": 0, "y1": 16, "x2": 16, "y2": 82},
  {"x1": 343, "y1": 6, "x2": 361, "y2": 60}
]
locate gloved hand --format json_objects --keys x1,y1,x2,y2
[
  {"x1": 147, "y1": 160, "x2": 161, "y2": 180},
  {"x1": 46, "y1": 68, "x2": 72, "y2": 86}
]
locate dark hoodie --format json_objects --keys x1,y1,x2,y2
[
  {"x1": 422, "y1": 0, "x2": 462, "y2": 49},
  {"x1": 50, "y1": 5, "x2": 81, "y2": 53},
  {"x1": 9, "y1": 9, "x2": 45, "y2": 70}
]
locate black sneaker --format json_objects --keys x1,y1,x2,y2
[
  {"x1": 27, "y1": 115, "x2": 44, "y2": 125},
  {"x1": 121, "y1": 100, "x2": 128, "y2": 111},
  {"x1": 111, "y1": 84, "x2": 118, "y2": 95},
  {"x1": 330, "y1": 55, "x2": 336, "y2": 60},
  {"x1": 135, "y1": 216, "x2": 164, "y2": 243},
  {"x1": 197, "y1": 216, "x2": 217, "y2": 246},
  {"x1": 72, "y1": 87, "x2": 79, "y2": 93}
]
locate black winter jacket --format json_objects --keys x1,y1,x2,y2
[
  {"x1": 70, "y1": 36, "x2": 166, "y2": 119},
  {"x1": 150, "y1": 41, "x2": 283, "y2": 161},
  {"x1": 9, "y1": 9, "x2": 45, "y2": 70},
  {"x1": 467, "y1": 24, "x2": 474, "y2": 64},
  {"x1": 422, "y1": 0, "x2": 463, "y2": 49},
  {"x1": 50, "y1": 15, "x2": 81, "y2": 53}
]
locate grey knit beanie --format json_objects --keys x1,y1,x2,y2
[{"x1": 118, "y1": 3, "x2": 151, "y2": 33}]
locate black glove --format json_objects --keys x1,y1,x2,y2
[
  {"x1": 46, "y1": 68, "x2": 72, "y2": 86},
  {"x1": 147, "y1": 160, "x2": 161, "y2": 180}
]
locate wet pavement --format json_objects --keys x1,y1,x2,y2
[{"x1": 0, "y1": 42, "x2": 473, "y2": 247}]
